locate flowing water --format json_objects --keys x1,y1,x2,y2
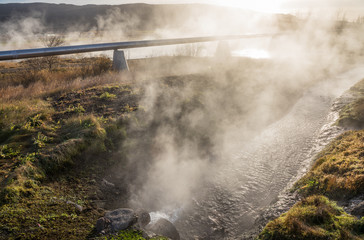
[{"x1": 168, "y1": 65, "x2": 364, "y2": 239}]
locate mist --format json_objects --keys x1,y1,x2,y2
[
  {"x1": 107, "y1": 10, "x2": 364, "y2": 236},
  {"x1": 1, "y1": 3, "x2": 364, "y2": 239}
]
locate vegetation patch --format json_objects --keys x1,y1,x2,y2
[
  {"x1": 0, "y1": 104, "x2": 130, "y2": 239},
  {"x1": 0, "y1": 182, "x2": 103, "y2": 239},
  {"x1": 293, "y1": 130, "x2": 364, "y2": 200},
  {"x1": 258, "y1": 195, "x2": 364, "y2": 240},
  {"x1": 51, "y1": 84, "x2": 139, "y2": 121},
  {"x1": 0, "y1": 57, "x2": 112, "y2": 88},
  {"x1": 97, "y1": 229, "x2": 168, "y2": 240},
  {"x1": 0, "y1": 64, "x2": 136, "y2": 239},
  {"x1": 337, "y1": 78, "x2": 364, "y2": 129}
]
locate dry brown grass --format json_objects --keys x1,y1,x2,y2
[
  {"x1": 294, "y1": 130, "x2": 364, "y2": 200},
  {"x1": 0, "y1": 56, "x2": 135, "y2": 102},
  {"x1": 0, "y1": 62, "x2": 19, "y2": 69},
  {"x1": 0, "y1": 72, "x2": 131, "y2": 102}
]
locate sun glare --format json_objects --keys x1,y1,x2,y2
[{"x1": 218, "y1": 0, "x2": 286, "y2": 13}]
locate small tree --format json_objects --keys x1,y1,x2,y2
[{"x1": 40, "y1": 35, "x2": 65, "y2": 71}]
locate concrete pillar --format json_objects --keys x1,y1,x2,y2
[
  {"x1": 113, "y1": 50, "x2": 129, "y2": 72},
  {"x1": 215, "y1": 41, "x2": 231, "y2": 59}
]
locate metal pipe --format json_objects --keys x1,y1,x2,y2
[{"x1": 0, "y1": 34, "x2": 280, "y2": 61}]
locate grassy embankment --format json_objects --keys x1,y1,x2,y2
[
  {"x1": 258, "y1": 79, "x2": 364, "y2": 240},
  {"x1": 0, "y1": 57, "x2": 168, "y2": 239}
]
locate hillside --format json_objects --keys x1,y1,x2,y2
[
  {"x1": 0, "y1": 3, "x2": 296, "y2": 42},
  {"x1": 0, "y1": 3, "x2": 256, "y2": 32}
]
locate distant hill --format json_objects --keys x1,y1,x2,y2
[{"x1": 0, "y1": 3, "x2": 283, "y2": 35}]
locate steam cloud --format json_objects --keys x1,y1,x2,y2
[{"x1": 1, "y1": 3, "x2": 363, "y2": 236}]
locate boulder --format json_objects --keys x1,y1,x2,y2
[
  {"x1": 105, "y1": 208, "x2": 137, "y2": 232},
  {"x1": 135, "y1": 209, "x2": 151, "y2": 228},
  {"x1": 147, "y1": 218, "x2": 180, "y2": 240},
  {"x1": 351, "y1": 201, "x2": 364, "y2": 217},
  {"x1": 96, "y1": 217, "x2": 110, "y2": 233}
]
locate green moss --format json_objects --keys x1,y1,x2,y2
[
  {"x1": 0, "y1": 185, "x2": 101, "y2": 239},
  {"x1": 0, "y1": 144, "x2": 20, "y2": 159},
  {"x1": 100, "y1": 92, "x2": 117, "y2": 100},
  {"x1": 258, "y1": 195, "x2": 364, "y2": 240},
  {"x1": 98, "y1": 229, "x2": 168, "y2": 240},
  {"x1": 100, "y1": 229, "x2": 168, "y2": 240},
  {"x1": 66, "y1": 104, "x2": 85, "y2": 114}
]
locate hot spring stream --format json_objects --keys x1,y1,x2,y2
[{"x1": 150, "y1": 65, "x2": 364, "y2": 239}]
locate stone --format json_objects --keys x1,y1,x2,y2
[
  {"x1": 351, "y1": 201, "x2": 364, "y2": 217},
  {"x1": 135, "y1": 209, "x2": 151, "y2": 228},
  {"x1": 147, "y1": 218, "x2": 180, "y2": 240},
  {"x1": 96, "y1": 217, "x2": 110, "y2": 233},
  {"x1": 105, "y1": 208, "x2": 137, "y2": 232}
]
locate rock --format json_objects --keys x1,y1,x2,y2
[
  {"x1": 105, "y1": 208, "x2": 137, "y2": 232},
  {"x1": 147, "y1": 218, "x2": 180, "y2": 240},
  {"x1": 96, "y1": 217, "x2": 110, "y2": 233},
  {"x1": 351, "y1": 201, "x2": 364, "y2": 217},
  {"x1": 135, "y1": 209, "x2": 151, "y2": 228}
]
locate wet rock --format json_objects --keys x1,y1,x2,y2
[
  {"x1": 105, "y1": 208, "x2": 137, "y2": 232},
  {"x1": 96, "y1": 217, "x2": 111, "y2": 233},
  {"x1": 135, "y1": 209, "x2": 151, "y2": 228},
  {"x1": 351, "y1": 201, "x2": 364, "y2": 217},
  {"x1": 147, "y1": 218, "x2": 180, "y2": 240}
]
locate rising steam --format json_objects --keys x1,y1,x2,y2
[{"x1": 1, "y1": 3, "x2": 363, "y2": 237}]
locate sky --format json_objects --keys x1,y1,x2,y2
[{"x1": 0, "y1": 0, "x2": 363, "y2": 17}]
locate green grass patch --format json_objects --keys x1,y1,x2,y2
[
  {"x1": 258, "y1": 195, "x2": 364, "y2": 240},
  {"x1": 0, "y1": 184, "x2": 102, "y2": 239},
  {"x1": 0, "y1": 86, "x2": 135, "y2": 239},
  {"x1": 100, "y1": 92, "x2": 117, "y2": 100},
  {"x1": 99, "y1": 229, "x2": 168, "y2": 240}
]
